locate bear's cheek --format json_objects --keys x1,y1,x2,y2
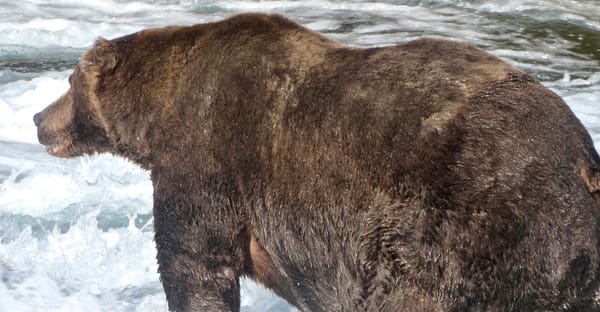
[{"x1": 70, "y1": 117, "x2": 111, "y2": 156}]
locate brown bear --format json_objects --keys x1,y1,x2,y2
[{"x1": 34, "y1": 13, "x2": 600, "y2": 312}]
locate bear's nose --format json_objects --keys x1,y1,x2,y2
[{"x1": 33, "y1": 112, "x2": 43, "y2": 127}]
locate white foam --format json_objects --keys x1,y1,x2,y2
[
  {"x1": 0, "y1": 152, "x2": 153, "y2": 217},
  {"x1": 0, "y1": 20, "x2": 141, "y2": 48},
  {"x1": 546, "y1": 73, "x2": 600, "y2": 149},
  {"x1": 0, "y1": 0, "x2": 208, "y2": 49},
  {"x1": 0, "y1": 216, "x2": 165, "y2": 312},
  {"x1": 0, "y1": 209, "x2": 293, "y2": 312},
  {"x1": 0, "y1": 72, "x2": 70, "y2": 144}
]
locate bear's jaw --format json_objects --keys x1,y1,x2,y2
[
  {"x1": 45, "y1": 138, "x2": 74, "y2": 158},
  {"x1": 36, "y1": 123, "x2": 78, "y2": 158}
]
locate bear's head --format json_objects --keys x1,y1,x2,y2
[{"x1": 34, "y1": 39, "x2": 123, "y2": 159}]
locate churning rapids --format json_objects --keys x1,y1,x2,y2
[{"x1": 0, "y1": 0, "x2": 599, "y2": 311}]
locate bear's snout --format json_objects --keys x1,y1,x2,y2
[
  {"x1": 33, "y1": 99, "x2": 77, "y2": 157},
  {"x1": 34, "y1": 89, "x2": 110, "y2": 158}
]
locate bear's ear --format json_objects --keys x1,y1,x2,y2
[{"x1": 81, "y1": 37, "x2": 119, "y2": 76}]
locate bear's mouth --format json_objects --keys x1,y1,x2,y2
[{"x1": 45, "y1": 139, "x2": 73, "y2": 158}]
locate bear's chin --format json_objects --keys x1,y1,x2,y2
[
  {"x1": 44, "y1": 138, "x2": 84, "y2": 158},
  {"x1": 45, "y1": 140, "x2": 72, "y2": 157}
]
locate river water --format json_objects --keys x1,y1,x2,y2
[{"x1": 0, "y1": 1, "x2": 598, "y2": 311}]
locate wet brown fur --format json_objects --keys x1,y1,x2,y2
[{"x1": 34, "y1": 13, "x2": 600, "y2": 311}]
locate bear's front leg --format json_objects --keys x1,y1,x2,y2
[{"x1": 153, "y1": 193, "x2": 246, "y2": 312}]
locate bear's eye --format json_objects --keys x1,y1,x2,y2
[{"x1": 68, "y1": 74, "x2": 72, "y2": 85}]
